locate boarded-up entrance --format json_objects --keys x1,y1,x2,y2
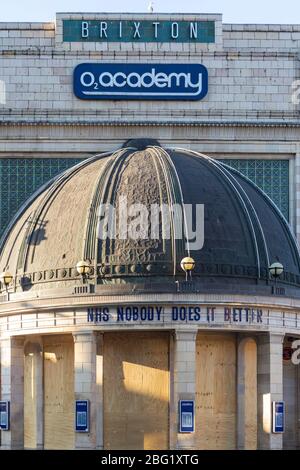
[
  {"x1": 24, "y1": 350, "x2": 37, "y2": 449},
  {"x1": 283, "y1": 337, "x2": 299, "y2": 449},
  {"x1": 43, "y1": 335, "x2": 74, "y2": 449},
  {"x1": 104, "y1": 332, "x2": 170, "y2": 450},
  {"x1": 243, "y1": 338, "x2": 257, "y2": 449},
  {"x1": 195, "y1": 333, "x2": 237, "y2": 449}
]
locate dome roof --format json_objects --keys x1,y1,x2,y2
[{"x1": 1, "y1": 140, "x2": 300, "y2": 295}]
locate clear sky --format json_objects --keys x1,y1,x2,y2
[{"x1": 0, "y1": 0, "x2": 299, "y2": 24}]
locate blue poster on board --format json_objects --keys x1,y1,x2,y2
[
  {"x1": 272, "y1": 401, "x2": 285, "y2": 433},
  {"x1": 179, "y1": 400, "x2": 194, "y2": 433},
  {"x1": 0, "y1": 401, "x2": 10, "y2": 431},
  {"x1": 75, "y1": 400, "x2": 89, "y2": 432}
]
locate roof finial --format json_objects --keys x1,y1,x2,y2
[{"x1": 148, "y1": 1, "x2": 154, "y2": 13}]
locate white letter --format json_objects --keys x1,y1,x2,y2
[
  {"x1": 140, "y1": 70, "x2": 155, "y2": 88},
  {"x1": 154, "y1": 73, "x2": 168, "y2": 88},
  {"x1": 292, "y1": 340, "x2": 300, "y2": 365},
  {"x1": 99, "y1": 72, "x2": 113, "y2": 87},
  {"x1": 168, "y1": 72, "x2": 188, "y2": 87},
  {"x1": 153, "y1": 22, "x2": 160, "y2": 38},
  {"x1": 190, "y1": 22, "x2": 197, "y2": 39},
  {"x1": 98, "y1": 203, "x2": 116, "y2": 240},
  {"x1": 171, "y1": 204, "x2": 184, "y2": 241},
  {"x1": 81, "y1": 21, "x2": 89, "y2": 38},
  {"x1": 113, "y1": 72, "x2": 127, "y2": 87},
  {"x1": 0, "y1": 80, "x2": 6, "y2": 105},
  {"x1": 150, "y1": 204, "x2": 172, "y2": 240},
  {"x1": 80, "y1": 72, "x2": 95, "y2": 87},
  {"x1": 171, "y1": 22, "x2": 179, "y2": 39},
  {"x1": 118, "y1": 195, "x2": 128, "y2": 240},
  {"x1": 133, "y1": 22, "x2": 141, "y2": 38},
  {"x1": 128, "y1": 204, "x2": 149, "y2": 240},
  {"x1": 119, "y1": 21, "x2": 122, "y2": 38},
  {"x1": 100, "y1": 22, "x2": 107, "y2": 38},
  {"x1": 187, "y1": 73, "x2": 203, "y2": 89},
  {"x1": 292, "y1": 80, "x2": 300, "y2": 105},
  {"x1": 184, "y1": 204, "x2": 205, "y2": 251},
  {"x1": 127, "y1": 72, "x2": 141, "y2": 88}
]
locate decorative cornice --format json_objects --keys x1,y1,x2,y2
[
  {"x1": 0, "y1": 49, "x2": 298, "y2": 59},
  {"x1": 1, "y1": 289, "x2": 300, "y2": 317},
  {"x1": 0, "y1": 262, "x2": 298, "y2": 295},
  {"x1": 1, "y1": 119, "x2": 300, "y2": 128}
]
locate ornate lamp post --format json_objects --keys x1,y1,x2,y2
[
  {"x1": 76, "y1": 260, "x2": 91, "y2": 283},
  {"x1": 269, "y1": 262, "x2": 284, "y2": 294},
  {"x1": 0, "y1": 271, "x2": 13, "y2": 289},
  {"x1": 180, "y1": 257, "x2": 196, "y2": 281}
]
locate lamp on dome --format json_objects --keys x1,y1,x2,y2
[{"x1": 180, "y1": 257, "x2": 195, "y2": 281}]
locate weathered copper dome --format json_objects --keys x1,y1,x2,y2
[{"x1": 1, "y1": 141, "x2": 300, "y2": 295}]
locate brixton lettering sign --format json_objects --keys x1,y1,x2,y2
[
  {"x1": 63, "y1": 19, "x2": 215, "y2": 43},
  {"x1": 73, "y1": 63, "x2": 209, "y2": 101}
]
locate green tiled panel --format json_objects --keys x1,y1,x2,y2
[
  {"x1": 0, "y1": 157, "x2": 290, "y2": 242},
  {"x1": 220, "y1": 159, "x2": 289, "y2": 221},
  {"x1": 0, "y1": 158, "x2": 83, "y2": 240},
  {"x1": 63, "y1": 19, "x2": 215, "y2": 43}
]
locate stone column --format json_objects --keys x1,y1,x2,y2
[
  {"x1": 0, "y1": 336, "x2": 24, "y2": 449},
  {"x1": 173, "y1": 329, "x2": 197, "y2": 450},
  {"x1": 257, "y1": 333, "x2": 284, "y2": 450},
  {"x1": 24, "y1": 337, "x2": 43, "y2": 449},
  {"x1": 73, "y1": 331, "x2": 103, "y2": 450}
]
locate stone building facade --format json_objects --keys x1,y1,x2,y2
[
  {"x1": 0, "y1": 12, "x2": 300, "y2": 450},
  {"x1": 0, "y1": 13, "x2": 300, "y2": 237}
]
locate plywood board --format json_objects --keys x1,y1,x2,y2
[
  {"x1": 196, "y1": 333, "x2": 237, "y2": 450},
  {"x1": 24, "y1": 353, "x2": 36, "y2": 449},
  {"x1": 244, "y1": 339, "x2": 257, "y2": 450},
  {"x1": 283, "y1": 352, "x2": 298, "y2": 449},
  {"x1": 104, "y1": 332, "x2": 169, "y2": 450},
  {"x1": 43, "y1": 335, "x2": 74, "y2": 449}
]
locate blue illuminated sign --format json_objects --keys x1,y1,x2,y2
[
  {"x1": 0, "y1": 401, "x2": 10, "y2": 431},
  {"x1": 272, "y1": 401, "x2": 285, "y2": 433},
  {"x1": 75, "y1": 400, "x2": 89, "y2": 432},
  {"x1": 74, "y1": 63, "x2": 208, "y2": 101},
  {"x1": 179, "y1": 400, "x2": 194, "y2": 433}
]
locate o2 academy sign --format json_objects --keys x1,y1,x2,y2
[
  {"x1": 74, "y1": 63, "x2": 208, "y2": 101},
  {"x1": 63, "y1": 19, "x2": 215, "y2": 43}
]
